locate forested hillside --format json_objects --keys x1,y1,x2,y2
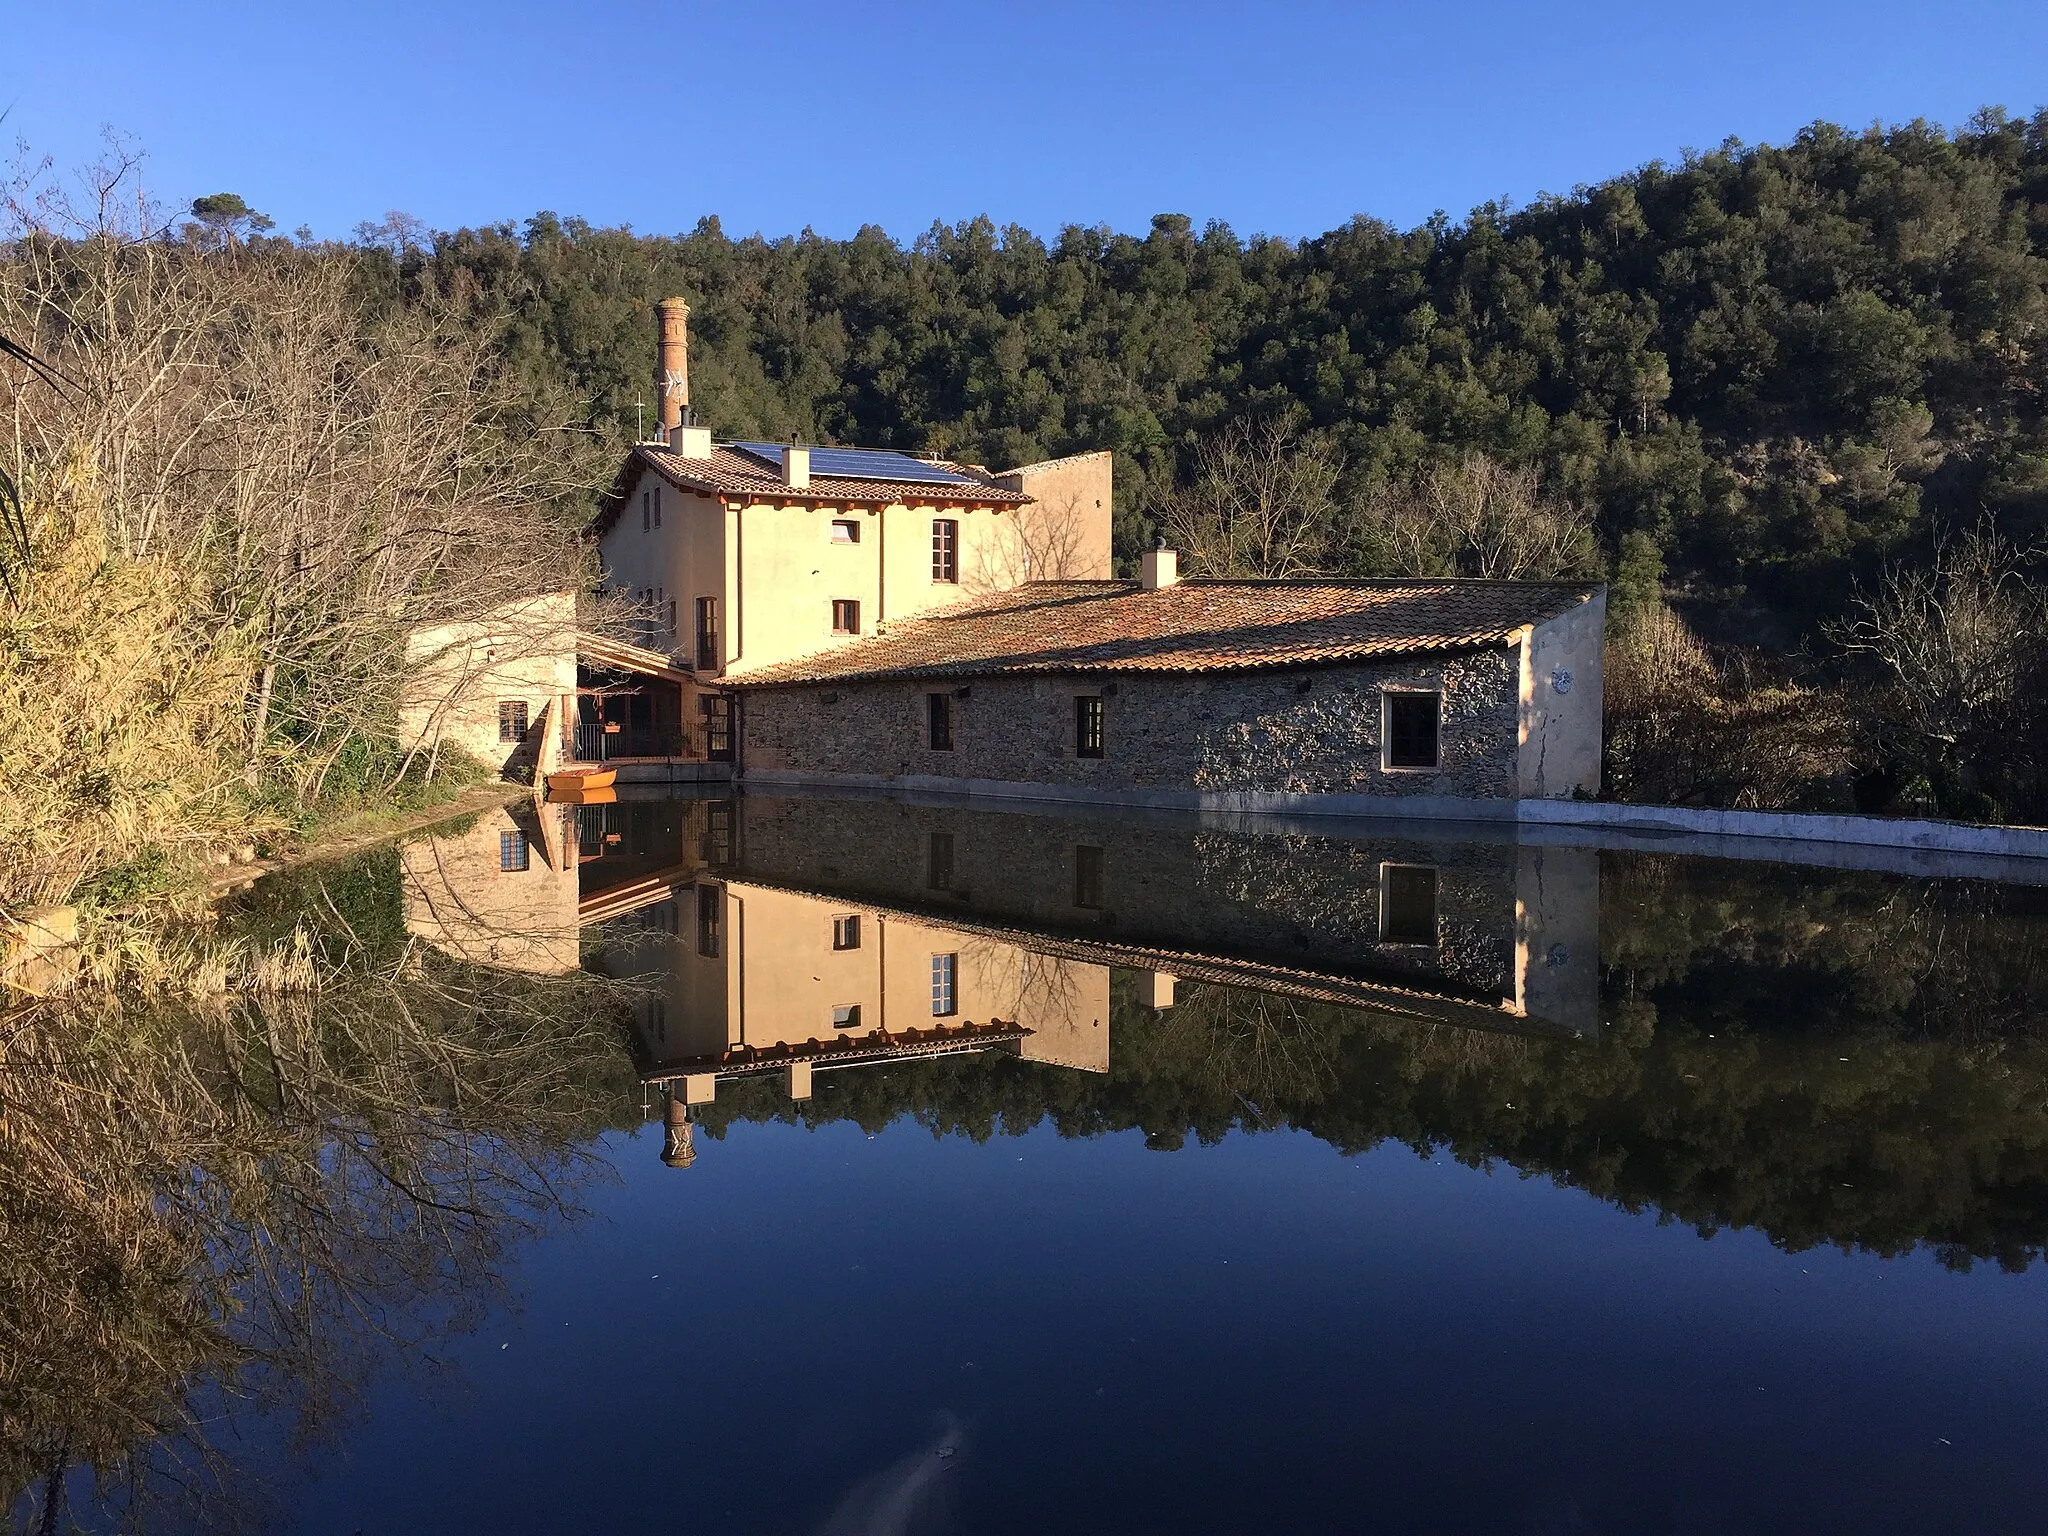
[{"x1": 369, "y1": 111, "x2": 2048, "y2": 648}]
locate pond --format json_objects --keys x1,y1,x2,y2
[{"x1": 11, "y1": 788, "x2": 2048, "y2": 1534}]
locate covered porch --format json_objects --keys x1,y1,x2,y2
[{"x1": 560, "y1": 631, "x2": 732, "y2": 773}]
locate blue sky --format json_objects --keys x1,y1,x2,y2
[{"x1": 8, "y1": 0, "x2": 2045, "y2": 245}]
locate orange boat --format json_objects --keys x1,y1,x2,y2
[{"x1": 546, "y1": 765, "x2": 617, "y2": 796}]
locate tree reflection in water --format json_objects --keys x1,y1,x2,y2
[
  {"x1": 11, "y1": 828, "x2": 2048, "y2": 1530},
  {"x1": 0, "y1": 867, "x2": 634, "y2": 1533},
  {"x1": 693, "y1": 854, "x2": 2048, "y2": 1271}
]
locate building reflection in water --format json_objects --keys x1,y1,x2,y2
[
  {"x1": 399, "y1": 800, "x2": 582, "y2": 975},
  {"x1": 398, "y1": 790, "x2": 1601, "y2": 1168}
]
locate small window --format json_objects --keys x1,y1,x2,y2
[
  {"x1": 498, "y1": 700, "x2": 529, "y2": 743},
  {"x1": 831, "y1": 519, "x2": 861, "y2": 544},
  {"x1": 696, "y1": 883, "x2": 723, "y2": 959},
  {"x1": 652, "y1": 486, "x2": 662, "y2": 528},
  {"x1": 1074, "y1": 845, "x2": 1105, "y2": 910},
  {"x1": 649, "y1": 998, "x2": 667, "y2": 1043},
  {"x1": 832, "y1": 598, "x2": 861, "y2": 634},
  {"x1": 931, "y1": 953, "x2": 958, "y2": 1017},
  {"x1": 1385, "y1": 692, "x2": 1441, "y2": 770},
  {"x1": 499, "y1": 831, "x2": 530, "y2": 872},
  {"x1": 833, "y1": 915, "x2": 862, "y2": 951},
  {"x1": 927, "y1": 692, "x2": 954, "y2": 751},
  {"x1": 641, "y1": 490, "x2": 650, "y2": 532},
  {"x1": 695, "y1": 596, "x2": 719, "y2": 671},
  {"x1": 1380, "y1": 864, "x2": 1439, "y2": 945},
  {"x1": 927, "y1": 831, "x2": 954, "y2": 892},
  {"x1": 932, "y1": 519, "x2": 959, "y2": 583},
  {"x1": 700, "y1": 800, "x2": 734, "y2": 864},
  {"x1": 832, "y1": 1004, "x2": 863, "y2": 1031},
  {"x1": 667, "y1": 597, "x2": 677, "y2": 636},
  {"x1": 1075, "y1": 695, "x2": 1104, "y2": 759}
]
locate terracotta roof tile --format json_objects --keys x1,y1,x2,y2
[
  {"x1": 727, "y1": 578, "x2": 1603, "y2": 687},
  {"x1": 595, "y1": 444, "x2": 1031, "y2": 535}
]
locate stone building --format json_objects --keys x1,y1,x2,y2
[
  {"x1": 726, "y1": 552, "x2": 1606, "y2": 810},
  {"x1": 724, "y1": 791, "x2": 1598, "y2": 1039}
]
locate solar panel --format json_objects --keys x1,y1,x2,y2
[{"x1": 730, "y1": 441, "x2": 979, "y2": 486}]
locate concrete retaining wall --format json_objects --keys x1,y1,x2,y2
[{"x1": 737, "y1": 767, "x2": 2048, "y2": 863}]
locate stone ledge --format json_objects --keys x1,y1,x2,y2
[{"x1": 737, "y1": 769, "x2": 2048, "y2": 866}]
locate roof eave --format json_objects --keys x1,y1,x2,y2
[{"x1": 725, "y1": 637, "x2": 1517, "y2": 691}]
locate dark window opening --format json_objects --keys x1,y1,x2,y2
[
  {"x1": 499, "y1": 831, "x2": 529, "y2": 872},
  {"x1": 832, "y1": 598, "x2": 861, "y2": 634},
  {"x1": 831, "y1": 519, "x2": 860, "y2": 543},
  {"x1": 927, "y1": 832, "x2": 954, "y2": 892},
  {"x1": 1386, "y1": 692, "x2": 1441, "y2": 769},
  {"x1": 1381, "y1": 865, "x2": 1438, "y2": 945},
  {"x1": 695, "y1": 596, "x2": 719, "y2": 671},
  {"x1": 1075, "y1": 695, "x2": 1104, "y2": 759},
  {"x1": 833, "y1": 915, "x2": 862, "y2": 951},
  {"x1": 932, "y1": 519, "x2": 959, "y2": 583},
  {"x1": 701, "y1": 800, "x2": 734, "y2": 865},
  {"x1": 832, "y1": 1004, "x2": 862, "y2": 1030},
  {"x1": 498, "y1": 700, "x2": 529, "y2": 743},
  {"x1": 696, "y1": 883, "x2": 723, "y2": 958},
  {"x1": 701, "y1": 694, "x2": 734, "y2": 762},
  {"x1": 652, "y1": 486, "x2": 662, "y2": 528},
  {"x1": 927, "y1": 692, "x2": 954, "y2": 751},
  {"x1": 641, "y1": 490, "x2": 650, "y2": 532},
  {"x1": 1074, "y1": 845, "x2": 1105, "y2": 910}
]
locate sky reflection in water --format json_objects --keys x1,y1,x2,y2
[{"x1": 28, "y1": 790, "x2": 2048, "y2": 1534}]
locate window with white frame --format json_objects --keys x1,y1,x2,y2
[{"x1": 1383, "y1": 691, "x2": 1441, "y2": 770}]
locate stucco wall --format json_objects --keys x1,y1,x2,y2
[
  {"x1": 604, "y1": 878, "x2": 1111, "y2": 1075},
  {"x1": 399, "y1": 593, "x2": 577, "y2": 779},
  {"x1": 739, "y1": 653, "x2": 1524, "y2": 798},
  {"x1": 597, "y1": 467, "x2": 1062, "y2": 677},
  {"x1": 596, "y1": 473, "x2": 722, "y2": 661},
  {"x1": 400, "y1": 803, "x2": 581, "y2": 974},
  {"x1": 1518, "y1": 588, "x2": 1606, "y2": 799},
  {"x1": 987, "y1": 452, "x2": 1114, "y2": 581}
]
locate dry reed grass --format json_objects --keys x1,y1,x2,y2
[{"x1": 0, "y1": 460, "x2": 259, "y2": 911}]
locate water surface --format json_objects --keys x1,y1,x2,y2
[{"x1": 14, "y1": 791, "x2": 2048, "y2": 1533}]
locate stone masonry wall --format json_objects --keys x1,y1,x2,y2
[
  {"x1": 738, "y1": 651, "x2": 1521, "y2": 799},
  {"x1": 728, "y1": 794, "x2": 1519, "y2": 1002}
]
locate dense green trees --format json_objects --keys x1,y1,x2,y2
[
  {"x1": 698, "y1": 857, "x2": 2048, "y2": 1270},
  {"x1": 364, "y1": 112, "x2": 2046, "y2": 653}
]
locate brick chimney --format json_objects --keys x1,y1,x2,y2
[
  {"x1": 656, "y1": 297, "x2": 690, "y2": 433},
  {"x1": 661, "y1": 1088, "x2": 697, "y2": 1169},
  {"x1": 1141, "y1": 541, "x2": 1179, "y2": 591}
]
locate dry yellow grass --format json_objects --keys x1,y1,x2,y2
[{"x1": 0, "y1": 461, "x2": 263, "y2": 911}]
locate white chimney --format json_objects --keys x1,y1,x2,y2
[
  {"x1": 783, "y1": 445, "x2": 810, "y2": 490},
  {"x1": 667, "y1": 423, "x2": 712, "y2": 458},
  {"x1": 1140, "y1": 542, "x2": 1179, "y2": 591}
]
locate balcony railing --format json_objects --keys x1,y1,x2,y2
[{"x1": 571, "y1": 722, "x2": 694, "y2": 762}]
